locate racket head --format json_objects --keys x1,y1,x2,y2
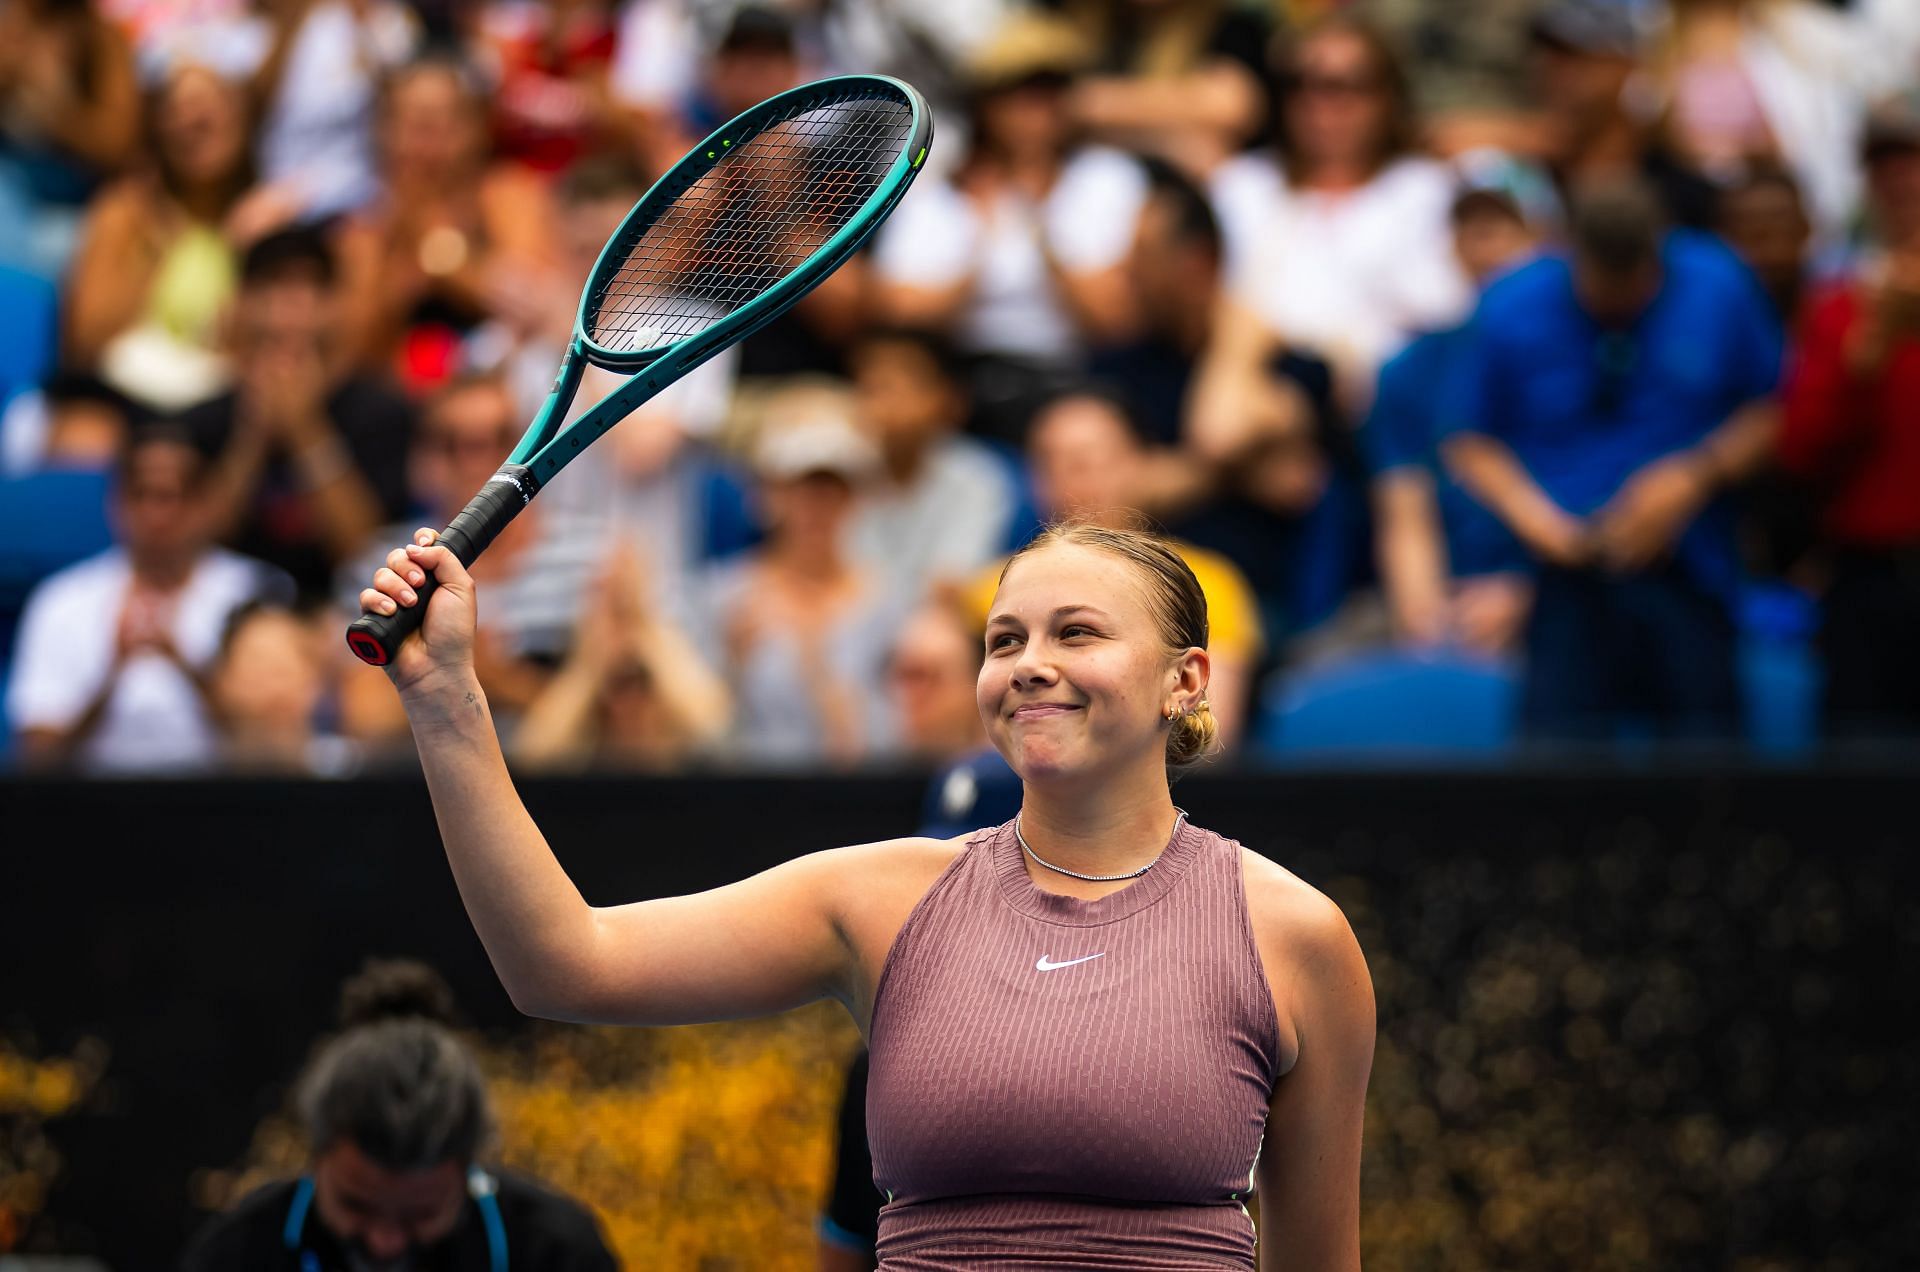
[{"x1": 574, "y1": 75, "x2": 931, "y2": 371}]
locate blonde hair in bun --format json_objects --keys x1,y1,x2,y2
[{"x1": 1167, "y1": 698, "x2": 1219, "y2": 768}]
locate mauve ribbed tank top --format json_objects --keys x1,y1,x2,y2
[{"x1": 866, "y1": 815, "x2": 1282, "y2": 1270}]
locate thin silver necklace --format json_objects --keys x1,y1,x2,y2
[{"x1": 1015, "y1": 808, "x2": 1189, "y2": 883}]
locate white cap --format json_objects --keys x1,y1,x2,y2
[{"x1": 754, "y1": 408, "x2": 881, "y2": 482}]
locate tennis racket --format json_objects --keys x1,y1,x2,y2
[{"x1": 346, "y1": 74, "x2": 933, "y2": 665}]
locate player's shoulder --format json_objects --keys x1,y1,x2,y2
[
  {"x1": 827, "y1": 832, "x2": 975, "y2": 879},
  {"x1": 809, "y1": 833, "x2": 980, "y2": 945},
  {"x1": 1238, "y1": 847, "x2": 1362, "y2": 966}
]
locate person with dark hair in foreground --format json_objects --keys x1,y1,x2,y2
[{"x1": 182, "y1": 959, "x2": 616, "y2": 1271}]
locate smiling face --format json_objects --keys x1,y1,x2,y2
[
  {"x1": 154, "y1": 65, "x2": 248, "y2": 195},
  {"x1": 382, "y1": 63, "x2": 485, "y2": 186},
  {"x1": 980, "y1": 541, "x2": 1205, "y2": 785}
]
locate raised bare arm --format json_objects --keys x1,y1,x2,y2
[{"x1": 363, "y1": 531, "x2": 858, "y2": 1025}]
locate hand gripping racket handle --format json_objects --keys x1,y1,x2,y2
[{"x1": 345, "y1": 464, "x2": 540, "y2": 666}]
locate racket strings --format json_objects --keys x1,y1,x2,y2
[{"x1": 588, "y1": 89, "x2": 913, "y2": 354}]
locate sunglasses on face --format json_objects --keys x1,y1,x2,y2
[{"x1": 1283, "y1": 71, "x2": 1384, "y2": 100}]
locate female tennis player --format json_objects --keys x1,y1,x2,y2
[{"x1": 359, "y1": 519, "x2": 1374, "y2": 1270}]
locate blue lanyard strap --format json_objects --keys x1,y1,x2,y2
[
  {"x1": 282, "y1": 1177, "x2": 316, "y2": 1251},
  {"x1": 283, "y1": 1169, "x2": 507, "y2": 1272},
  {"x1": 468, "y1": 1166, "x2": 509, "y2": 1272}
]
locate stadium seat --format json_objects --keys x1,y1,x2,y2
[{"x1": 1256, "y1": 648, "x2": 1519, "y2": 757}]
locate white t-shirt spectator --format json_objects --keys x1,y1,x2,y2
[
  {"x1": 873, "y1": 146, "x2": 1149, "y2": 363},
  {"x1": 847, "y1": 436, "x2": 1022, "y2": 603},
  {"x1": 253, "y1": 0, "x2": 419, "y2": 220},
  {"x1": 1211, "y1": 153, "x2": 1471, "y2": 396},
  {"x1": 6, "y1": 547, "x2": 287, "y2": 773},
  {"x1": 607, "y1": 0, "x2": 706, "y2": 114},
  {"x1": 695, "y1": 556, "x2": 903, "y2": 765}
]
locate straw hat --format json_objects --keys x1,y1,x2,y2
[{"x1": 965, "y1": 12, "x2": 1094, "y2": 92}]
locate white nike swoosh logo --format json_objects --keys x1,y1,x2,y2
[{"x1": 1035, "y1": 953, "x2": 1105, "y2": 971}]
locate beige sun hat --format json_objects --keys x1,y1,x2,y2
[
  {"x1": 753, "y1": 385, "x2": 880, "y2": 482},
  {"x1": 965, "y1": 12, "x2": 1094, "y2": 92}
]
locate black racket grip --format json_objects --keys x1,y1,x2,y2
[{"x1": 345, "y1": 465, "x2": 540, "y2": 666}]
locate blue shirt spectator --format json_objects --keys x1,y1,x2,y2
[
  {"x1": 1367, "y1": 326, "x2": 1530, "y2": 581},
  {"x1": 1440, "y1": 183, "x2": 1784, "y2": 743},
  {"x1": 0, "y1": 376, "x2": 129, "y2": 674},
  {"x1": 0, "y1": 264, "x2": 56, "y2": 415},
  {"x1": 1442, "y1": 228, "x2": 1782, "y2": 601}
]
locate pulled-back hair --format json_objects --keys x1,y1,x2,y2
[
  {"x1": 296, "y1": 960, "x2": 492, "y2": 1171},
  {"x1": 1001, "y1": 523, "x2": 1219, "y2": 768}
]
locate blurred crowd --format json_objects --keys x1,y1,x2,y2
[{"x1": 5, "y1": 0, "x2": 1920, "y2": 775}]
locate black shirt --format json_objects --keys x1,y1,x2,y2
[
  {"x1": 180, "y1": 1170, "x2": 618, "y2": 1272},
  {"x1": 821, "y1": 1049, "x2": 882, "y2": 1254},
  {"x1": 179, "y1": 377, "x2": 416, "y2": 601}
]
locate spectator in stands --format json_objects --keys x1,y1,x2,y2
[
  {"x1": 513, "y1": 155, "x2": 739, "y2": 623},
  {"x1": 475, "y1": 0, "x2": 621, "y2": 175},
  {"x1": 182, "y1": 959, "x2": 615, "y2": 1270},
  {"x1": 1647, "y1": 0, "x2": 1900, "y2": 247},
  {"x1": 208, "y1": 601, "x2": 356, "y2": 776},
  {"x1": 1365, "y1": 159, "x2": 1544, "y2": 655},
  {"x1": 335, "y1": 52, "x2": 559, "y2": 386},
  {"x1": 1200, "y1": 11, "x2": 1470, "y2": 422},
  {"x1": 0, "y1": 0, "x2": 140, "y2": 281},
  {"x1": 1093, "y1": 158, "x2": 1356, "y2": 645},
  {"x1": 1093, "y1": 158, "x2": 1311, "y2": 514},
  {"x1": 248, "y1": 0, "x2": 419, "y2": 223},
  {"x1": 183, "y1": 228, "x2": 414, "y2": 602},
  {"x1": 846, "y1": 326, "x2": 1026, "y2": 604},
  {"x1": 959, "y1": 391, "x2": 1263, "y2": 747},
  {"x1": 623, "y1": 4, "x2": 810, "y2": 182},
  {"x1": 0, "y1": 375, "x2": 129, "y2": 669},
  {"x1": 512, "y1": 542, "x2": 730, "y2": 772},
  {"x1": 1778, "y1": 91, "x2": 1920, "y2": 739},
  {"x1": 1432, "y1": 0, "x2": 1741, "y2": 234},
  {"x1": 1062, "y1": 0, "x2": 1272, "y2": 175},
  {"x1": 64, "y1": 63, "x2": 263, "y2": 410},
  {"x1": 1092, "y1": 159, "x2": 1233, "y2": 454},
  {"x1": 1442, "y1": 180, "x2": 1783, "y2": 743},
  {"x1": 6, "y1": 426, "x2": 289, "y2": 772},
  {"x1": 338, "y1": 372, "x2": 597, "y2": 737},
  {"x1": 886, "y1": 600, "x2": 990, "y2": 765},
  {"x1": 872, "y1": 11, "x2": 1148, "y2": 441},
  {"x1": 1714, "y1": 163, "x2": 1814, "y2": 326},
  {"x1": 699, "y1": 385, "x2": 900, "y2": 765},
  {"x1": 710, "y1": 13, "x2": 864, "y2": 384}
]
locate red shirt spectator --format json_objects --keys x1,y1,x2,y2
[
  {"x1": 477, "y1": 0, "x2": 619, "y2": 175},
  {"x1": 1779, "y1": 280, "x2": 1920, "y2": 548}
]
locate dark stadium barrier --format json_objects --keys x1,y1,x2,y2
[{"x1": 1, "y1": 768, "x2": 1914, "y2": 1269}]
